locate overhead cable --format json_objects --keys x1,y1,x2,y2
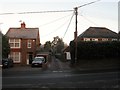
[
  {"x1": 41, "y1": 13, "x2": 73, "y2": 38},
  {"x1": 0, "y1": 10, "x2": 73, "y2": 15},
  {"x1": 77, "y1": 0, "x2": 101, "y2": 8},
  {"x1": 39, "y1": 13, "x2": 72, "y2": 27},
  {"x1": 80, "y1": 15, "x2": 98, "y2": 26},
  {"x1": 63, "y1": 13, "x2": 74, "y2": 39}
]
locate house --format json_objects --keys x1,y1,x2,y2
[
  {"x1": 62, "y1": 46, "x2": 71, "y2": 61},
  {"x1": 6, "y1": 22, "x2": 40, "y2": 65},
  {"x1": 78, "y1": 27, "x2": 118, "y2": 42}
]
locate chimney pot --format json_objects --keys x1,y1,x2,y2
[{"x1": 21, "y1": 22, "x2": 26, "y2": 28}]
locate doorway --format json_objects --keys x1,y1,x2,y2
[{"x1": 28, "y1": 53, "x2": 33, "y2": 64}]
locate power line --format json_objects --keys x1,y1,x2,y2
[
  {"x1": 80, "y1": 15, "x2": 99, "y2": 26},
  {"x1": 77, "y1": 0, "x2": 101, "y2": 8},
  {"x1": 0, "y1": 10, "x2": 73, "y2": 15},
  {"x1": 63, "y1": 13, "x2": 74, "y2": 39},
  {"x1": 41, "y1": 13, "x2": 73, "y2": 38},
  {"x1": 39, "y1": 13, "x2": 72, "y2": 27}
]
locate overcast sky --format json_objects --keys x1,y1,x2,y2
[{"x1": 0, "y1": 0, "x2": 119, "y2": 44}]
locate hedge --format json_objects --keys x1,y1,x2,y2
[{"x1": 69, "y1": 41, "x2": 120, "y2": 62}]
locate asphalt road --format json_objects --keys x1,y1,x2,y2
[{"x1": 2, "y1": 57, "x2": 120, "y2": 89}]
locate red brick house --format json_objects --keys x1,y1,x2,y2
[
  {"x1": 6, "y1": 22, "x2": 40, "y2": 65},
  {"x1": 78, "y1": 27, "x2": 118, "y2": 42}
]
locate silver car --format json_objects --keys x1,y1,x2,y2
[{"x1": 31, "y1": 57, "x2": 45, "y2": 67}]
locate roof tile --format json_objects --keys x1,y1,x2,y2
[
  {"x1": 6, "y1": 28, "x2": 39, "y2": 39},
  {"x1": 78, "y1": 27, "x2": 118, "y2": 38}
]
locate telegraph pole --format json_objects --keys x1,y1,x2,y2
[
  {"x1": 74, "y1": 7, "x2": 78, "y2": 64},
  {"x1": 73, "y1": 0, "x2": 100, "y2": 64}
]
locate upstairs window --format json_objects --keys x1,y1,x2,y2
[
  {"x1": 27, "y1": 40, "x2": 32, "y2": 48},
  {"x1": 84, "y1": 38, "x2": 91, "y2": 41},
  {"x1": 112, "y1": 39, "x2": 118, "y2": 41},
  {"x1": 102, "y1": 38, "x2": 108, "y2": 41},
  {"x1": 9, "y1": 39, "x2": 21, "y2": 48},
  {"x1": 92, "y1": 38, "x2": 98, "y2": 41}
]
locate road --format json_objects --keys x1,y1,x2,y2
[{"x1": 2, "y1": 57, "x2": 120, "y2": 89}]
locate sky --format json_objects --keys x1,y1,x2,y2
[{"x1": 0, "y1": 0, "x2": 119, "y2": 45}]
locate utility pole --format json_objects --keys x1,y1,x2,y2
[
  {"x1": 73, "y1": 0, "x2": 100, "y2": 64},
  {"x1": 74, "y1": 7, "x2": 78, "y2": 64}
]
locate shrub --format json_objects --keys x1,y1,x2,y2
[{"x1": 69, "y1": 41, "x2": 120, "y2": 62}]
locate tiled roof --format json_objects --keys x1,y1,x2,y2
[
  {"x1": 78, "y1": 27, "x2": 118, "y2": 38},
  {"x1": 6, "y1": 28, "x2": 39, "y2": 39}
]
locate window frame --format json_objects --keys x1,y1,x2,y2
[
  {"x1": 92, "y1": 38, "x2": 98, "y2": 41},
  {"x1": 84, "y1": 38, "x2": 91, "y2": 41},
  {"x1": 102, "y1": 38, "x2": 108, "y2": 41},
  {"x1": 9, "y1": 39, "x2": 21, "y2": 48},
  {"x1": 27, "y1": 40, "x2": 32, "y2": 48},
  {"x1": 10, "y1": 52, "x2": 21, "y2": 63}
]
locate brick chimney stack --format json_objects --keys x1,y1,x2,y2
[{"x1": 21, "y1": 22, "x2": 26, "y2": 28}]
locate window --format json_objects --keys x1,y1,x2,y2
[
  {"x1": 27, "y1": 40, "x2": 32, "y2": 48},
  {"x1": 92, "y1": 38, "x2": 98, "y2": 41},
  {"x1": 9, "y1": 39, "x2": 21, "y2": 48},
  {"x1": 102, "y1": 38, "x2": 108, "y2": 41},
  {"x1": 84, "y1": 38, "x2": 90, "y2": 41},
  {"x1": 10, "y1": 52, "x2": 21, "y2": 63},
  {"x1": 112, "y1": 39, "x2": 118, "y2": 41}
]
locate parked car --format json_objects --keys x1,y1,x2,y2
[
  {"x1": 31, "y1": 57, "x2": 45, "y2": 67},
  {"x1": 2, "y1": 58, "x2": 14, "y2": 68}
]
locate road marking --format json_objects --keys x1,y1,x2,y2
[{"x1": 52, "y1": 71, "x2": 63, "y2": 72}]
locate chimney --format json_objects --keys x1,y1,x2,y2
[{"x1": 21, "y1": 22, "x2": 26, "y2": 28}]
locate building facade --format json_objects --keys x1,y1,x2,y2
[{"x1": 6, "y1": 22, "x2": 40, "y2": 65}]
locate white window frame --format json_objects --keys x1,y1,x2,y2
[
  {"x1": 102, "y1": 38, "x2": 108, "y2": 41},
  {"x1": 9, "y1": 39, "x2": 21, "y2": 48},
  {"x1": 112, "y1": 38, "x2": 118, "y2": 41},
  {"x1": 92, "y1": 38, "x2": 98, "y2": 41},
  {"x1": 27, "y1": 40, "x2": 32, "y2": 48},
  {"x1": 84, "y1": 38, "x2": 91, "y2": 41},
  {"x1": 10, "y1": 52, "x2": 21, "y2": 63}
]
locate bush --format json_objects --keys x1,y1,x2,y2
[{"x1": 70, "y1": 41, "x2": 120, "y2": 62}]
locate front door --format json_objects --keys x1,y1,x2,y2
[{"x1": 29, "y1": 53, "x2": 33, "y2": 64}]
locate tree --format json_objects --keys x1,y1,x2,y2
[
  {"x1": 44, "y1": 41, "x2": 52, "y2": 52},
  {"x1": 56, "y1": 38, "x2": 64, "y2": 53},
  {"x1": 2, "y1": 33, "x2": 10, "y2": 58},
  {"x1": 51, "y1": 36, "x2": 64, "y2": 54}
]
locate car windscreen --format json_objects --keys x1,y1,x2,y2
[{"x1": 34, "y1": 58, "x2": 44, "y2": 61}]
